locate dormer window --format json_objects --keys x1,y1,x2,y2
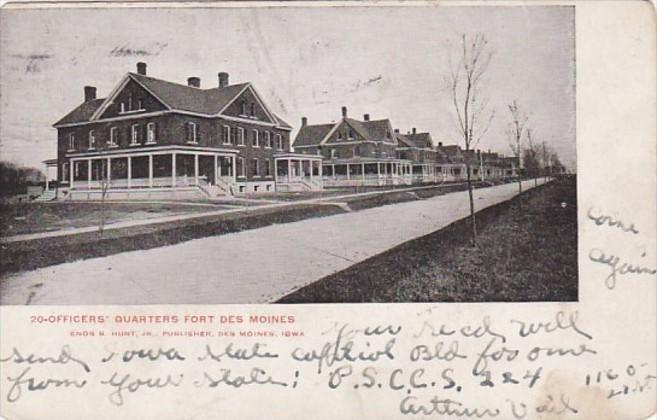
[
  {"x1": 240, "y1": 101, "x2": 247, "y2": 116},
  {"x1": 68, "y1": 133, "x2": 75, "y2": 151},
  {"x1": 88, "y1": 130, "x2": 96, "y2": 149},
  {"x1": 250, "y1": 103, "x2": 256, "y2": 117},
  {"x1": 186, "y1": 122, "x2": 198, "y2": 144}
]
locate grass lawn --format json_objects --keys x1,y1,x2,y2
[
  {"x1": 0, "y1": 201, "x2": 234, "y2": 237},
  {"x1": 278, "y1": 175, "x2": 578, "y2": 303}
]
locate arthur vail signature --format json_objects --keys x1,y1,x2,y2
[{"x1": 587, "y1": 207, "x2": 656, "y2": 289}]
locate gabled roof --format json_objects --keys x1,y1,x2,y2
[
  {"x1": 55, "y1": 71, "x2": 288, "y2": 128},
  {"x1": 293, "y1": 123, "x2": 335, "y2": 147},
  {"x1": 53, "y1": 98, "x2": 105, "y2": 126},
  {"x1": 397, "y1": 132, "x2": 433, "y2": 149},
  {"x1": 293, "y1": 117, "x2": 395, "y2": 148},
  {"x1": 130, "y1": 72, "x2": 250, "y2": 115}
]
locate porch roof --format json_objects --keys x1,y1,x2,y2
[{"x1": 65, "y1": 145, "x2": 239, "y2": 159}]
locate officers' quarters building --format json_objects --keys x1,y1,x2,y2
[{"x1": 52, "y1": 62, "x2": 321, "y2": 199}]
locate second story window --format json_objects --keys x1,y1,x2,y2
[
  {"x1": 237, "y1": 128, "x2": 245, "y2": 146},
  {"x1": 131, "y1": 124, "x2": 141, "y2": 145},
  {"x1": 108, "y1": 127, "x2": 118, "y2": 146},
  {"x1": 222, "y1": 126, "x2": 231, "y2": 144},
  {"x1": 186, "y1": 122, "x2": 198, "y2": 144},
  {"x1": 252, "y1": 130, "x2": 259, "y2": 147},
  {"x1": 68, "y1": 133, "x2": 75, "y2": 150},
  {"x1": 275, "y1": 134, "x2": 283, "y2": 151},
  {"x1": 88, "y1": 130, "x2": 96, "y2": 149},
  {"x1": 264, "y1": 131, "x2": 272, "y2": 148},
  {"x1": 230, "y1": 127, "x2": 237, "y2": 145},
  {"x1": 146, "y1": 122, "x2": 156, "y2": 143}
]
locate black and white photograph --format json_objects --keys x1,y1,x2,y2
[{"x1": 0, "y1": 4, "x2": 577, "y2": 305}]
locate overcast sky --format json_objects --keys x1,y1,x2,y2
[{"x1": 0, "y1": 5, "x2": 575, "y2": 171}]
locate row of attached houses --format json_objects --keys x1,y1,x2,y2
[
  {"x1": 292, "y1": 108, "x2": 519, "y2": 187},
  {"x1": 48, "y1": 63, "x2": 517, "y2": 199}
]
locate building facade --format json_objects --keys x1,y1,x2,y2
[{"x1": 53, "y1": 62, "x2": 320, "y2": 199}]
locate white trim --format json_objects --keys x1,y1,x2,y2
[
  {"x1": 55, "y1": 110, "x2": 170, "y2": 128},
  {"x1": 318, "y1": 121, "x2": 342, "y2": 146},
  {"x1": 66, "y1": 145, "x2": 238, "y2": 159},
  {"x1": 90, "y1": 74, "x2": 172, "y2": 121}
]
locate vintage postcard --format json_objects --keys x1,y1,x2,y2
[{"x1": 0, "y1": 1, "x2": 654, "y2": 419}]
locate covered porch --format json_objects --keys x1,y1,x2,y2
[
  {"x1": 274, "y1": 153, "x2": 324, "y2": 191},
  {"x1": 67, "y1": 146, "x2": 238, "y2": 194},
  {"x1": 322, "y1": 158, "x2": 413, "y2": 187}
]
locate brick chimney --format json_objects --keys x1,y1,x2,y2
[
  {"x1": 341, "y1": 106, "x2": 347, "y2": 118},
  {"x1": 363, "y1": 113, "x2": 370, "y2": 121},
  {"x1": 187, "y1": 77, "x2": 201, "y2": 88},
  {"x1": 301, "y1": 117, "x2": 307, "y2": 126},
  {"x1": 412, "y1": 127, "x2": 416, "y2": 135},
  {"x1": 84, "y1": 86, "x2": 97, "y2": 102},
  {"x1": 218, "y1": 72, "x2": 229, "y2": 88},
  {"x1": 394, "y1": 128, "x2": 399, "y2": 134},
  {"x1": 136, "y1": 62, "x2": 147, "y2": 75}
]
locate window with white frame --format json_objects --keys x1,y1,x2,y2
[
  {"x1": 348, "y1": 129, "x2": 354, "y2": 139},
  {"x1": 186, "y1": 122, "x2": 198, "y2": 144},
  {"x1": 128, "y1": 94, "x2": 133, "y2": 111},
  {"x1": 330, "y1": 149, "x2": 337, "y2": 159},
  {"x1": 120, "y1": 102, "x2": 125, "y2": 113},
  {"x1": 237, "y1": 157, "x2": 245, "y2": 178},
  {"x1": 62, "y1": 163, "x2": 69, "y2": 181},
  {"x1": 252, "y1": 130, "x2": 259, "y2": 147},
  {"x1": 264, "y1": 159, "x2": 271, "y2": 177},
  {"x1": 222, "y1": 126, "x2": 230, "y2": 144},
  {"x1": 146, "y1": 122, "x2": 156, "y2": 143},
  {"x1": 108, "y1": 127, "x2": 118, "y2": 146},
  {"x1": 250, "y1": 103, "x2": 256, "y2": 117},
  {"x1": 264, "y1": 131, "x2": 272, "y2": 148},
  {"x1": 88, "y1": 130, "x2": 96, "y2": 149},
  {"x1": 275, "y1": 134, "x2": 283, "y2": 150},
  {"x1": 131, "y1": 124, "x2": 141, "y2": 145},
  {"x1": 237, "y1": 127, "x2": 245, "y2": 146},
  {"x1": 252, "y1": 158, "x2": 259, "y2": 177},
  {"x1": 68, "y1": 133, "x2": 75, "y2": 150},
  {"x1": 230, "y1": 127, "x2": 237, "y2": 145}
]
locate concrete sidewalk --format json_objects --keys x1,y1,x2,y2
[{"x1": 0, "y1": 179, "x2": 546, "y2": 305}]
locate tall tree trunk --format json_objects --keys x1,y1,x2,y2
[{"x1": 466, "y1": 162, "x2": 477, "y2": 247}]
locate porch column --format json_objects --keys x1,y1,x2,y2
[
  {"x1": 377, "y1": 162, "x2": 380, "y2": 177},
  {"x1": 232, "y1": 155, "x2": 236, "y2": 181},
  {"x1": 274, "y1": 160, "x2": 279, "y2": 183},
  {"x1": 318, "y1": 160, "x2": 322, "y2": 178},
  {"x1": 44, "y1": 164, "x2": 50, "y2": 191},
  {"x1": 346, "y1": 164, "x2": 351, "y2": 180},
  {"x1": 69, "y1": 160, "x2": 74, "y2": 189},
  {"x1": 148, "y1": 154, "x2": 153, "y2": 188},
  {"x1": 214, "y1": 155, "x2": 219, "y2": 184},
  {"x1": 107, "y1": 157, "x2": 111, "y2": 186},
  {"x1": 361, "y1": 163, "x2": 365, "y2": 181},
  {"x1": 127, "y1": 156, "x2": 132, "y2": 189},
  {"x1": 288, "y1": 159, "x2": 292, "y2": 183},
  {"x1": 172, "y1": 152, "x2": 177, "y2": 188},
  {"x1": 194, "y1": 153, "x2": 199, "y2": 185},
  {"x1": 309, "y1": 160, "x2": 314, "y2": 183},
  {"x1": 87, "y1": 158, "x2": 92, "y2": 189}
]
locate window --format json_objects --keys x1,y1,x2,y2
[
  {"x1": 330, "y1": 149, "x2": 337, "y2": 159},
  {"x1": 222, "y1": 126, "x2": 231, "y2": 144},
  {"x1": 68, "y1": 133, "x2": 75, "y2": 150},
  {"x1": 120, "y1": 102, "x2": 125, "y2": 113},
  {"x1": 186, "y1": 122, "x2": 198, "y2": 144},
  {"x1": 252, "y1": 130, "x2": 259, "y2": 147},
  {"x1": 252, "y1": 158, "x2": 259, "y2": 177},
  {"x1": 62, "y1": 163, "x2": 69, "y2": 181},
  {"x1": 353, "y1": 146, "x2": 360, "y2": 157},
  {"x1": 348, "y1": 129, "x2": 354, "y2": 139},
  {"x1": 128, "y1": 94, "x2": 133, "y2": 111},
  {"x1": 146, "y1": 123, "x2": 156, "y2": 143},
  {"x1": 250, "y1": 103, "x2": 256, "y2": 117},
  {"x1": 137, "y1": 99, "x2": 144, "y2": 110},
  {"x1": 230, "y1": 127, "x2": 238, "y2": 145},
  {"x1": 240, "y1": 101, "x2": 247, "y2": 116},
  {"x1": 264, "y1": 131, "x2": 272, "y2": 148},
  {"x1": 337, "y1": 131, "x2": 342, "y2": 140},
  {"x1": 131, "y1": 124, "x2": 141, "y2": 145},
  {"x1": 237, "y1": 127, "x2": 245, "y2": 146},
  {"x1": 88, "y1": 130, "x2": 96, "y2": 149},
  {"x1": 275, "y1": 134, "x2": 283, "y2": 151},
  {"x1": 108, "y1": 127, "x2": 118, "y2": 146},
  {"x1": 74, "y1": 161, "x2": 80, "y2": 177},
  {"x1": 264, "y1": 160, "x2": 271, "y2": 177},
  {"x1": 237, "y1": 157, "x2": 246, "y2": 178}
]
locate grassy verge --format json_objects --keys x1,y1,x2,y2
[{"x1": 278, "y1": 176, "x2": 577, "y2": 303}]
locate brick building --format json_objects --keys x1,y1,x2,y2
[{"x1": 52, "y1": 62, "x2": 320, "y2": 199}]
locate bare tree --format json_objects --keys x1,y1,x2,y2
[
  {"x1": 446, "y1": 33, "x2": 495, "y2": 246},
  {"x1": 506, "y1": 100, "x2": 528, "y2": 207}
]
